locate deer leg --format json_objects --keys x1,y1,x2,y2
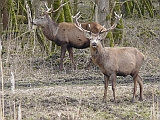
[
  {"x1": 132, "y1": 74, "x2": 138, "y2": 102},
  {"x1": 103, "y1": 75, "x2": 109, "y2": 103},
  {"x1": 137, "y1": 75, "x2": 143, "y2": 101},
  {"x1": 67, "y1": 47, "x2": 76, "y2": 70},
  {"x1": 60, "y1": 45, "x2": 67, "y2": 70},
  {"x1": 110, "y1": 74, "x2": 116, "y2": 102}
]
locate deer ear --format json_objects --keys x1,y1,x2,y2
[{"x1": 99, "y1": 32, "x2": 107, "y2": 40}]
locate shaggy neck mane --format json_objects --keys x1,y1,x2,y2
[
  {"x1": 42, "y1": 16, "x2": 59, "y2": 41},
  {"x1": 90, "y1": 44, "x2": 107, "y2": 65}
]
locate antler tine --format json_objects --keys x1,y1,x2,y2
[
  {"x1": 75, "y1": 14, "x2": 81, "y2": 26},
  {"x1": 73, "y1": 14, "x2": 93, "y2": 35},
  {"x1": 72, "y1": 12, "x2": 90, "y2": 34},
  {"x1": 114, "y1": 12, "x2": 122, "y2": 21},
  {"x1": 43, "y1": 2, "x2": 69, "y2": 13},
  {"x1": 100, "y1": 12, "x2": 122, "y2": 33},
  {"x1": 72, "y1": 11, "x2": 80, "y2": 19},
  {"x1": 75, "y1": 22, "x2": 90, "y2": 33},
  {"x1": 44, "y1": 2, "x2": 52, "y2": 13},
  {"x1": 52, "y1": 1, "x2": 69, "y2": 13},
  {"x1": 77, "y1": 15, "x2": 81, "y2": 20},
  {"x1": 72, "y1": 11, "x2": 82, "y2": 28}
]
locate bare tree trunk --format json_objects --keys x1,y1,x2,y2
[
  {"x1": 2, "y1": 7, "x2": 8, "y2": 30},
  {"x1": 95, "y1": 0, "x2": 110, "y2": 46},
  {"x1": 47, "y1": 0, "x2": 55, "y2": 53},
  {"x1": 0, "y1": 2, "x2": 4, "y2": 119},
  {"x1": 95, "y1": 0, "x2": 110, "y2": 28},
  {"x1": 73, "y1": 0, "x2": 78, "y2": 15},
  {"x1": 32, "y1": 0, "x2": 40, "y2": 18},
  {"x1": 1, "y1": 0, "x2": 8, "y2": 30}
]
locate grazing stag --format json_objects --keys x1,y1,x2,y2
[
  {"x1": 76, "y1": 13, "x2": 144, "y2": 102},
  {"x1": 32, "y1": 3, "x2": 106, "y2": 70}
]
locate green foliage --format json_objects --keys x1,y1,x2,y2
[
  {"x1": 63, "y1": 0, "x2": 72, "y2": 22},
  {"x1": 53, "y1": 0, "x2": 64, "y2": 23},
  {"x1": 113, "y1": 18, "x2": 124, "y2": 44},
  {"x1": 143, "y1": 0, "x2": 154, "y2": 18},
  {"x1": 106, "y1": 14, "x2": 111, "y2": 21},
  {"x1": 7, "y1": 0, "x2": 17, "y2": 29},
  {"x1": 109, "y1": 0, "x2": 124, "y2": 46},
  {"x1": 107, "y1": 0, "x2": 155, "y2": 46},
  {"x1": 123, "y1": 1, "x2": 133, "y2": 17},
  {"x1": 122, "y1": 0, "x2": 154, "y2": 18},
  {"x1": 6, "y1": 0, "x2": 32, "y2": 27},
  {"x1": 106, "y1": 32, "x2": 114, "y2": 47},
  {"x1": 36, "y1": 28, "x2": 49, "y2": 55},
  {"x1": 18, "y1": 0, "x2": 31, "y2": 22},
  {"x1": 16, "y1": 15, "x2": 27, "y2": 24}
]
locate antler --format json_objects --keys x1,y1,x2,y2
[
  {"x1": 44, "y1": 3, "x2": 52, "y2": 13},
  {"x1": 73, "y1": 12, "x2": 93, "y2": 34},
  {"x1": 100, "y1": 12, "x2": 122, "y2": 34},
  {"x1": 72, "y1": 11, "x2": 81, "y2": 27},
  {"x1": 44, "y1": 2, "x2": 69, "y2": 13},
  {"x1": 74, "y1": 15, "x2": 90, "y2": 33},
  {"x1": 75, "y1": 12, "x2": 122, "y2": 35}
]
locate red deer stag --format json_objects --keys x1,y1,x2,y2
[
  {"x1": 76, "y1": 12, "x2": 144, "y2": 103},
  {"x1": 32, "y1": 2, "x2": 106, "y2": 70}
]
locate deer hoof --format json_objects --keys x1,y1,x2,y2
[
  {"x1": 74, "y1": 65, "x2": 77, "y2": 70},
  {"x1": 102, "y1": 99, "x2": 106, "y2": 103},
  {"x1": 131, "y1": 98, "x2": 135, "y2": 103},
  {"x1": 59, "y1": 66, "x2": 64, "y2": 71},
  {"x1": 139, "y1": 97, "x2": 143, "y2": 101}
]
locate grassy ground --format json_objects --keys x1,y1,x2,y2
[{"x1": 3, "y1": 74, "x2": 160, "y2": 120}]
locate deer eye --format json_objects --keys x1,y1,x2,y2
[{"x1": 97, "y1": 38, "x2": 101, "y2": 41}]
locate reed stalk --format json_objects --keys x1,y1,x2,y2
[{"x1": 0, "y1": 2, "x2": 4, "y2": 118}]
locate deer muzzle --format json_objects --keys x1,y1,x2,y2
[
  {"x1": 91, "y1": 42, "x2": 97, "y2": 48},
  {"x1": 32, "y1": 20, "x2": 37, "y2": 25}
]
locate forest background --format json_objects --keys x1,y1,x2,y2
[{"x1": 0, "y1": 0, "x2": 160, "y2": 120}]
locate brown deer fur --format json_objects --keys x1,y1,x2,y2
[
  {"x1": 84, "y1": 32, "x2": 144, "y2": 102},
  {"x1": 33, "y1": 12, "x2": 106, "y2": 70}
]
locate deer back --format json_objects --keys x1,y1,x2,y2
[
  {"x1": 81, "y1": 22, "x2": 106, "y2": 34},
  {"x1": 101, "y1": 47, "x2": 144, "y2": 76}
]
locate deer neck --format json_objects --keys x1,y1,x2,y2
[
  {"x1": 90, "y1": 44, "x2": 104, "y2": 62},
  {"x1": 90, "y1": 45, "x2": 109, "y2": 69},
  {"x1": 42, "y1": 17, "x2": 59, "y2": 41}
]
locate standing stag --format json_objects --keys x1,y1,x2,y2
[
  {"x1": 76, "y1": 13, "x2": 144, "y2": 102},
  {"x1": 32, "y1": 3, "x2": 106, "y2": 70}
]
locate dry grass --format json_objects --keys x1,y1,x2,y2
[{"x1": 3, "y1": 82, "x2": 160, "y2": 120}]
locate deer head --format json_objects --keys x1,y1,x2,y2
[
  {"x1": 75, "y1": 12, "x2": 122, "y2": 48},
  {"x1": 32, "y1": 12, "x2": 49, "y2": 27},
  {"x1": 32, "y1": 2, "x2": 69, "y2": 26}
]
